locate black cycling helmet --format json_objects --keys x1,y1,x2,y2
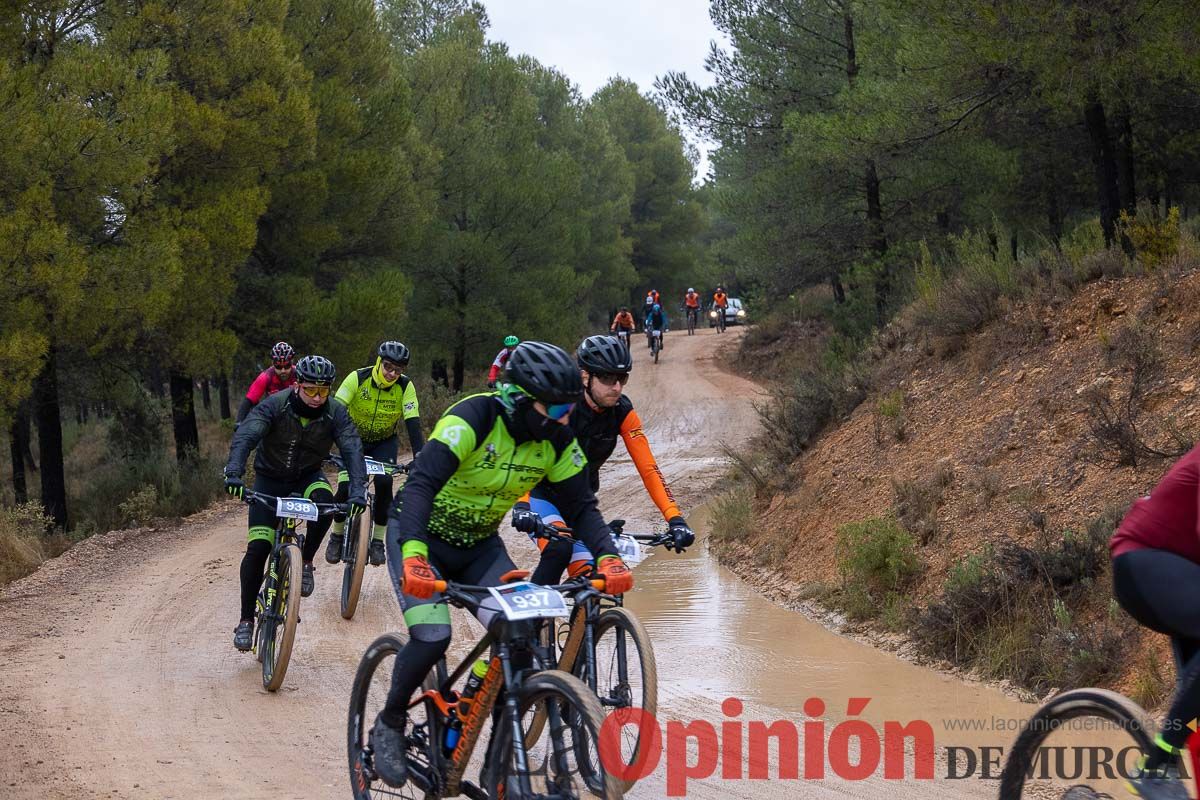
[
  {"x1": 577, "y1": 335, "x2": 633, "y2": 374},
  {"x1": 294, "y1": 355, "x2": 337, "y2": 385},
  {"x1": 504, "y1": 341, "x2": 583, "y2": 404},
  {"x1": 378, "y1": 340, "x2": 410, "y2": 365}
]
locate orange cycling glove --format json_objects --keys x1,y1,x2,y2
[
  {"x1": 403, "y1": 555, "x2": 439, "y2": 599},
  {"x1": 597, "y1": 556, "x2": 634, "y2": 595}
]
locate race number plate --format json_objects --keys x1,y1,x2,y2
[
  {"x1": 488, "y1": 582, "x2": 569, "y2": 621},
  {"x1": 276, "y1": 496, "x2": 319, "y2": 522},
  {"x1": 614, "y1": 534, "x2": 647, "y2": 566},
  {"x1": 365, "y1": 459, "x2": 387, "y2": 476}
]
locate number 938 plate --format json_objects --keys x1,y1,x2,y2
[
  {"x1": 276, "y1": 496, "x2": 319, "y2": 522},
  {"x1": 488, "y1": 582, "x2": 569, "y2": 621}
]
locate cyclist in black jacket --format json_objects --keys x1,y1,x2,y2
[{"x1": 222, "y1": 355, "x2": 368, "y2": 651}]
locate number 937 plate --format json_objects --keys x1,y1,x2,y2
[
  {"x1": 488, "y1": 582, "x2": 569, "y2": 621},
  {"x1": 276, "y1": 496, "x2": 319, "y2": 522}
]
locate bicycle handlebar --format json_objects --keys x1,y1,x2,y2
[
  {"x1": 326, "y1": 455, "x2": 411, "y2": 475},
  {"x1": 243, "y1": 490, "x2": 349, "y2": 516},
  {"x1": 433, "y1": 576, "x2": 609, "y2": 608}
]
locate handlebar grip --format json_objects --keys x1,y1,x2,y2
[
  {"x1": 591, "y1": 579, "x2": 606, "y2": 591},
  {"x1": 433, "y1": 580, "x2": 448, "y2": 592}
]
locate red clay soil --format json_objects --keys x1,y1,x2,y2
[{"x1": 736, "y1": 269, "x2": 1200, "y2": 692}]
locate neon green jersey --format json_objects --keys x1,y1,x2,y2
[
  {"x1": 401, "y1": 393, "x2": 587, "y2": 547},
  {"x1": 334, "y1": 366, "x2": 420, "y2": 443}
]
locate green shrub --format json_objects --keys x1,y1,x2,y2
[
  {"x1": 709, "y1": 486, "x2": 754, "y2": 545},
  {"x1": 915, "y1": 223, "x2": 1031, "y2": 338},
  {"x1": 0, "y1": 503, "x2": 54, "y2": 585},
  {"x1": 1122, "y1": 206, "x2": 1181, "y2": 270},
  {"x1": 835, "y1": 516, "x2": 922, "y2": 596},
  {"x1": 118, "y1": 485, "x2": 159, "y2": 528},
  {"x1": 914, "y1": 508, "x2": 1130, "y2": 692},
  {"x1": 874, "y1": 390, "x2": 907, "y2": 444}
]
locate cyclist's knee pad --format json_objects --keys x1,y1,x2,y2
[
  {"x1": 409, "y1": 622, "x2": 452, "y2": 647},
  {"x1": 245, "y1": 538, "x2": 272, "y2": 559}
]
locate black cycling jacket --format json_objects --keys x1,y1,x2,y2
[{"x1": 225, "y1": 389, "x2": 367, "y2": 492}]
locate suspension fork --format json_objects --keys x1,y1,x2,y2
[{"x1": 498, "y1": 643, "x2": 535, "y2": 798}]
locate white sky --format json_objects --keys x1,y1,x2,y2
[{"x1": 481, "y1": 0, "x2": 723, "y2": 183}]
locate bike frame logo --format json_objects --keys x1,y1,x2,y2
[{"x1": 598, "y1": 697, "x2": 935, "y2": 796}]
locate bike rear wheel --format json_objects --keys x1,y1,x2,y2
[
  {"x1": 341, "y1": 510, "x2": 371, "y2": 620},
  {"x1": 998, "y1": 688, "x2": 1157, "y2": 800},
  {"x1": 260, "y1": 543, "x2": 302, "y2": 691},
  {"x1": 348, "y1": 633, "x2": 440, "y2": 800},
  {"x1": 488, "y1": 670, "x2": 624, "y2": 799}
]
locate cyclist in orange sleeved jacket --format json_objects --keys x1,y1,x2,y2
[
  {"x1": 611, "y1": 308, "x2": 636, "y2": 334},
  {"x1": 513, "y1": 334, "x2": 694, "y2": 585}
]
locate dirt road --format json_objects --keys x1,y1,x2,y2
[{"x1": 1, "y1": 325, "x2": 1031, "y2": 798}]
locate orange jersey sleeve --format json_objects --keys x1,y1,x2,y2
[{"x1": 619, "y1": 408, "x2": 682, "y2": 522}]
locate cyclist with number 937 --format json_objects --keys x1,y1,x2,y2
[
  {"x1": 369, "y1": 341, "x2": 634, "y2": 787},
  {"x1": 223, "y1": 355, "x2": 369, "y2": 652}
]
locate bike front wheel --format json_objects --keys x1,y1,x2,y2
[
  {"x1": 348, "y1": 633, "x2": 440, "y2": 800},
  {"x1": 488, "y1": 670, "x2": 624, "y2": 799},
  {"x1": 341, "y1": 509, "x2": 371, "y2": 620},
  {"x1": 260, "y1": 542, "x2": 302, "y2": 691},
  {"x1": 583, "y1": 607, "x2": 657, "y2": 794},
  {"x1": 998, "y1": 688, "x2": 1157, "y2": 800}
]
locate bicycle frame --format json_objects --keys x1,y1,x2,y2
[
  {"x1": 255, "y1": 516, "x2": 304, "y2": 636},
  {"x1": 403, "y1": 583, "x2": 589, "y2": 799}
]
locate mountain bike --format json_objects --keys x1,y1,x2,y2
[
  {"x1": 614, "y1": 328, "x2": 633, "y2": 360},
  {"x1": 244, "y1": 490, "x2": 347, "y2": 691},
  {"x1": 686, "y1": 307, "x2": 698, "y2": 335},
  {"x1": 649, "y1": 329, "x2": 663, "y2": 364},
  {"x1": 348, "y1": 574, "x2": 625, "y2": 799},
  {"x1": 998, "y1": 641, "x2": 1200, "y2": 799},
  {"x1": 524, "y1": 520, "x2": 674, "y2": 793},
  {"x1": 712, "y1": 306, "x2": 727, "y2": 333},
  {"x1": 327, "y1": 455, "x2": 410, "y2": 620}
]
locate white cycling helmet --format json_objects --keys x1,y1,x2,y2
[{"x1": 688, "y1": 287, "x2": 695, "y2": 292}]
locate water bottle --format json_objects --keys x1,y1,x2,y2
[{"x1": 457, "y1": 658, "x2": 489, "y2": 720}]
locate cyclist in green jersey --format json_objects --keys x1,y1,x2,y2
[
  {"x1": 326, "y1": 341, "x2": 425, "y2": 567},
  {"x1": 368, "y1": 341, "x2": 634, "y2": 787}
]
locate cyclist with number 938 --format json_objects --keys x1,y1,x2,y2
[
  {"x1": 369, "y1": 341, "x2": 634, "y2": 787},
  {"x1": 222, "y1": 355, "x2": 368, "y2": 652}
]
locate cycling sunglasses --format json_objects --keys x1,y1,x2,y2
[
  {"x1": 299, "y1": 384, "x2": 331, "y2": 399},
  {"x1": 593, "y1": 373, "x2": 630, "y2": 387},
  {"x1": 546, "y1": 402, "x2": 575, "y2": 420},
  {"x1": 272, "y1": 360, "x2": 293, "y2": 370}
]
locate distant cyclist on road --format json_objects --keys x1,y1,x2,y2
[
  {"x1": 611, "y1": 307, "x2": 636, "y2": 339},
  {"x1": 684, "y1": 288, "x2": 701, "y2": 330},
  {"x1": 325, "y1": 341, "x2": 425, "y2": 568},
  {"x1": 645, "y1": 302, "x2": 668, "y2": 351},
  {"x1": 516, "y1": 334, "x2": 694, "y2": 585},
  {"x1": 236, "y1": 342, "x2": 297, "y2": 423},
  {"x1": 223, "y1": 355, "x2": 367, "y2": 652},
  {"x1": 368, "y1": 341, "x2": 633, "y2": 787},
  {"x1": 486, "y1": 335, "x2": 520, "y2": 389},
  {"x1": 643, "y1": 289, "x2": 660, "y2": 321},
  {"x1": 1111, "y1": 443, "x2": 1200, "y2": 800}
]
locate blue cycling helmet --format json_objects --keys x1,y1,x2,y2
[{"x1": 653, "y1": 303, "x2": 661, "y2": 312}]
